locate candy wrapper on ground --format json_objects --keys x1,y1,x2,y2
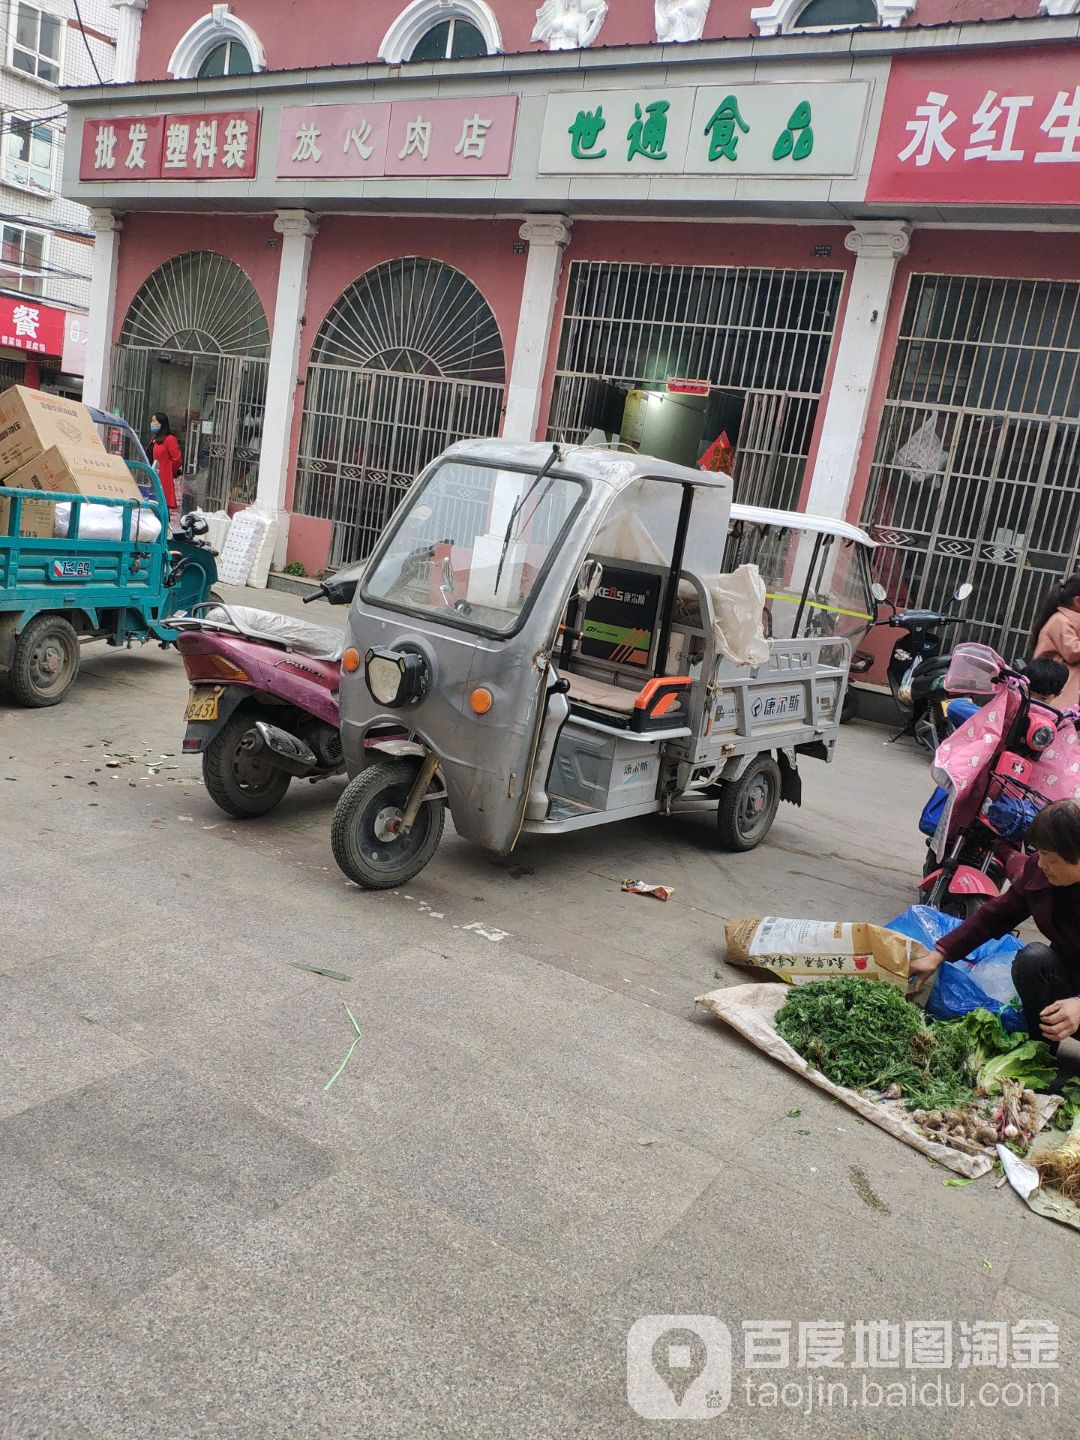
[{"x1": 622, "y1": 879, "x2": 673, "y2": 901}]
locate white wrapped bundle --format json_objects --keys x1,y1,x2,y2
[{"x1": 53, "y1": 502, "x2": 162, "y2": 542}]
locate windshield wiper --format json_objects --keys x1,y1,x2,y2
[{"x1": 494, "y1": 444, "x2": 561, "y2": 595}]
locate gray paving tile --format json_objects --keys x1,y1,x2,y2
[{"x1": 0, "y1": 975, "x2": 146, "y2": 1121}]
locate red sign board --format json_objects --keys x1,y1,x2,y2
[
  {"x1": 667, "y1": 380, "x2": 711, "y2": 396},
  {"x1": 0, "y1": 296, "x2": 66, "y2": 357},
  {"x1": 868, "y1": 47, "x2": 1080, "y2": 206},
  {"x1": 80, "y1": 111, "x2": 260, "y2": 181}
]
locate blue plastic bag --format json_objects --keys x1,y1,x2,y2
[
  {"x1": 885, "y1": 904, "x2": 1025, "y2": 1033},
  {"x1": 919, "y1": 788, "x2": 947, "y2": 839}
]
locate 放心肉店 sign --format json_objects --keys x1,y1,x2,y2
[
  {"x1": 868, "y1": 46, "x2": 1080, "y2": 204},
  {"x1": 80, "y1": 111, "x2": 260, "y2": 180}
]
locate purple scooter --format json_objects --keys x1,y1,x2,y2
[{"x1": 174, "y1": 567, "x2": 362, "y2": 817}]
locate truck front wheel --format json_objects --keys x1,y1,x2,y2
[{"x1": 9, "y1": 615, "x2": 80, "y2": 707}]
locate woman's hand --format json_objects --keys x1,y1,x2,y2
[
  {"x1": 907, "y1": 947, "x2": 947, "y2": 992},
  {"x1": 1040, "y1": 997, "x2": 1080, "y2": 1043}
]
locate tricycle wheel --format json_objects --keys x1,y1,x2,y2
[
  {"x1": 840, "y1": 686, "x2": 859, "y2": 724},
  {"x1": 716, "y1": 756, "x2": 781, "y2": 852},
  {"x1": 331, "y1": 758, "x2": 445, "y2": 890},
  {"x1": 202, "y1": 711, "x2": 291, "y2": 817},
  {"x1": 9, "y1": 615, "x2": 80, "y2": 707}
]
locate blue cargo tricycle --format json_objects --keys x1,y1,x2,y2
[{"x1": 0, "y1": 407, "x2": 218, "y2": 707}]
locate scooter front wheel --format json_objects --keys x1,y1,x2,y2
[{"x1": 331, "y1": 758, "x2": 445, "y2": 890}]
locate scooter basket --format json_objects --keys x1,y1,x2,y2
[{"x1": 978, "y1": 773, "x2": 1046, "y2": 840}]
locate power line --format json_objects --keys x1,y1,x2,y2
[{"x1": 71, "y1": 0, "x2": 105, "y2": 86}]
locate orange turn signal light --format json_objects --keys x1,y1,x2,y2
[
  {"x1": 342, "y1": 647, "x2": 361, "y2": 673},
  {"x1": 469, "y1": 686, "x2": 494, "y2": 715}
]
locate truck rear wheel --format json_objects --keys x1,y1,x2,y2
[
  {"x1": 331, "y1": 758, "x2": 445, "y2": 889},
  {"x1": 202, "y1": 711, "x2": 291, "y2": 817},
  {"x1": 9, "y1": 615, "x2": 80, "y2": 707},
  {"x1": 716, "y1": 756, "x2": 781, "y2": 852}
]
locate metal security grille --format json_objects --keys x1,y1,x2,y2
[
  {"x1": 111, "y1": 252, "x2": 270, "y2": 509},
  {"x1": 295, "y1": 365, "x2": 505, "y2": 565},
  {"x1": 860, "y1": 273, "x2": 1080, "y2": 659},
  {"x1": 295, "y1": 259, "x2": 505, "y2": 563},
  {"x1": 119, "y1": 252, "x2": 269, "y2": 355},
  {"x1": 548, "y1": 261, "x2": 843, "y2": 510}
]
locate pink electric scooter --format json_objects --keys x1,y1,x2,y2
[{"x1": 174, "y1": 567, "x2": 366, "y2": 817}]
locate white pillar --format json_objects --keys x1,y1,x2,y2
[
  {"x1": 252, "y1": 210, "x2": 318, "y2": 571},
  {"x1": 803, "y1": 221, "x2": 912, "y2": 519},
  {"x1": 110, "y1": 0, "x2": 146, "y2": 84},
  {"x1": 83, "y1": 209, "x2": 123, "y2": 410},
  {"x1": 502, "y1": 216, "x2": 572, "y2": 442}
]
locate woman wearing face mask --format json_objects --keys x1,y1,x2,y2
[
  {"x1": 1031, "y1": 573, "x2": 1080, "y2": 710},
  {"x1": 148, "y1": 412, "x2": 183, "y2": 512}
]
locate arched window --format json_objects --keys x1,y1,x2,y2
[
  {"x1": 410, "y1": 18, "x2": 487, "y2": 60},
  {"x1": 751, "y1": 0, "x2": 914, "y2": 33},
  {"x1": 378, "y1": 2, "x2": 502, "y2": 64},
  {"x1": 168, "y1": 6, "x2": 266, "y2": 79},
  {"x1": 196, "y1": 39, "x2": 255, "y2": 77},
  {"x1": 792, "y1": 0, "x2": 877, "y2": 25},
  {"x1": 120, "y1": 252, "x2": 269, "y2": 355}
]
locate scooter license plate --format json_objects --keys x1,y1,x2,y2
[{"x1": 185, "y1": 686, "x2": 222, "y2": 722}]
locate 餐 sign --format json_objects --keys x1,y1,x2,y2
[{"x1": 80, "y1": 111, "x2": 260, "y2": 180}]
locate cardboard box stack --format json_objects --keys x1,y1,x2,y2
[{"x1": 0, "y1": 386, "x2": 141, "y2": 539}]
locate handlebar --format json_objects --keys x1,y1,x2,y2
[{"x1": 302, "y1": 588, "x2": 321, "y2": 604}]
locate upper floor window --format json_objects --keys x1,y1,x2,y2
[
  {"x1": 3, "y1": 116, "x2": 55, "y2": 193},
  {"x1": 792, "y1": 0, "x2": 878, "y2": 25},
  {"x1": 10, "y1": 2, "x2": 63, "y2": 85},
  {"x1": 169, "y1": 5, "x2": 265, "y2": 80},
  {"x1": 751, "y1": 0, "x2": 914, "y2": 34},
  {"x1": 197, "y1": 38, "x2": 255, "y2": 77},
  {"x1": 0, "y1": 224, "x2": 47, "y2": 297},
  {"x1": 379, "y1": 2, "x2": 502, "y2": 64},
  {"x1": 410, "y1": 18, "x2": 487, "y2": 60}
]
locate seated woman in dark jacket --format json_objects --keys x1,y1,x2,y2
[{"x1": 908, "y1": 800, "x2": 1080, "y2": 1053}]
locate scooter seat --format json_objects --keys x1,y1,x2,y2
[{"x1": 203, "y1": 605, "x2": 343, "y2": 661}]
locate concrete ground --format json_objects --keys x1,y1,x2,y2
[{"x1": 1, "y1": 584, "x2": 1077, "y2": 1439}]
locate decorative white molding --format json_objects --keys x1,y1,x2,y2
[
  {"x1": 110, "y1": 0, "x2": 146, "y2": 84},
  {"x1": 168, "y1": 5, "x2": 267, "y2": 79},
  {"x1": 531, "y1": 0, "x2": 608, "y2": 51},
  {"x1": 655, "y1": 0, "x2": 711, "y2": 42},
  {"x1": 378, "y1": 0, "x2": 503, "y2": 62},
  {"x1": 274, "y1": 210, "x2": 319, "y2": 240},
  {"x1": 845, "y1": 220, "x2": 912, "y2": 260},
  {"x1": 89, "y1": 208, "x2": 124, "y2": 235},
  {"x1": 519, "y1": 217, "x2": 572, "y2": 248},
  {"x1": 750, "y1": 0, "x2": 915, "y2": 36},
  {"x1": 1039, "y1": 0, "x2": 1080, "y2": 14}
]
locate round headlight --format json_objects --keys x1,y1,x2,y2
[{"x1": 1029, "y1": 723, "x2": 1055, "y2": 752}]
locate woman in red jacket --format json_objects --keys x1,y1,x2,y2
[{"x1": 148, "y1": 412, "x2": 183, "y2": 510}]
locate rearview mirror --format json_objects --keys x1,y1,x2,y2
[
  {"x1": 955, "y1": 582, "x2": 974, "y2": 601},
  {"x1": 871, "y1": 582, "x2": 888, "y2": 603}
]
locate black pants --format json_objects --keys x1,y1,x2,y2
[{"x1": 1012, "y1": 944, "x2": 1079, "y2": 1050}]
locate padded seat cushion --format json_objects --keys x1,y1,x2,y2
[{"x1": 565, "y1": 672, "x2": 638, "y2": 715}]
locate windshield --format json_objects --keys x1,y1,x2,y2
[
  {"x1": 725, "y1": 524, "x2": 873, "y2": 640},
  {"x1": 363, "y1": 460, "x2": 585, "y2": 634}
]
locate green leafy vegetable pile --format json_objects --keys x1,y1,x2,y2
[
  {"x1": 774, "y1": 977, "x2": 977, "y2": 1111},
  {"x1": 775, "y1": 978, "x2": 1060, "y2": 1111}
]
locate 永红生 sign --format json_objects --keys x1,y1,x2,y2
[{"x1": 868, "y1": 46, "x2": 1080, "y2": 205}]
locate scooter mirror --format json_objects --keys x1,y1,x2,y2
[
  {"x1": 871, "y1": 582, "x2": 888, "y2": 603},
  {"x1": 955, "y1": 582, "x2": 974, "y2": 601}
]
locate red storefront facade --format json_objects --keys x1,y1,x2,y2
[{"x1": 63, "y1": 2, "x2": 1080, "y2": 662}]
